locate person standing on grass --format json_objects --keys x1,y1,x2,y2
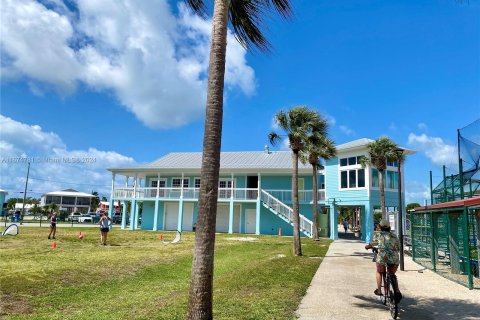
[
  {"x1": 99, "y1": 212, "x2": 111, "y2": 245},
  {"x1": 48, "y1": 212, "x2": 57, "y2": 240}
]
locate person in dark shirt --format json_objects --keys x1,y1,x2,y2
[{"x1": 48, "y1": 212, "x2": 57, "y2": 240}]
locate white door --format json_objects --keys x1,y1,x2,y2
[
  {"x1": 233, "y1": 205, "x2": 241, "y2": 233},
  {"x1": 182, "y1": 203, "x2": 194, "y2": 231},
  {"x1": 164, "y1": 203, "x2": 179, "y2": 230},
  {"x1": 216, "y1": 205, "x2": 229, "y2": 233},
  {"x1": 245, "y1": 209, "x2": 256, "y2": 234},
  {"x1": 298, "y1": 178, "x2": 305, "y2": 201}
]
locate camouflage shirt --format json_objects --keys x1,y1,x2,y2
[{"x1": 370, "y1": 231, "x2": 400, "y2": 266}]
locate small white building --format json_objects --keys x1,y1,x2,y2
[
  {"x1": 40, "y1": 189, "x2": 95, "y2": 213},
  {"x1": 14, "y1": 203, "x2": 34, "y2": 214}
]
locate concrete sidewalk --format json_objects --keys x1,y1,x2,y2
[{"x1": 296, "y1": 239, "x2": 480, "y2": 320}]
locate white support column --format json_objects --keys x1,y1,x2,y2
[
  {"x1": 121, "y1": 201, "x2": 127, "y2": 230},
  {"x1": 153, "y1": 200, "x2": 159, "y2": 231},
  {"x1": 228, "y1": 173, "x2": 234, "y2": 234},
  {"x1": 256, "y1": 174, "x2": 261, "y2": 235},
  {"x1": 134, "y1": 202, "x2": 140, "y2": 229},
  {"x1": 130, "y1": 174, "x2": 137, "y2": 230},
  {"x1": 109, "y1": 173, "x2": 115, "y2": 217},
  {"x1": 177, "y1": 172, "x2": 185, "y2": 231},
  {"x1": 156, "y1": 173, "x2": 160, "y2": 199}
]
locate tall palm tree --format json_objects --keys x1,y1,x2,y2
[
  {"x1": 360, "y1": 136, "x2": 399, "y2": 219},
  {"x1": 184, "y1": 1, "x2": 293, "y2": 319},
  {"x1": 269, "y1": 106, "x2": 327, "y2": 255},
  {"x1": 301, "y1": 133, "x2": 336, "y2": 240}
]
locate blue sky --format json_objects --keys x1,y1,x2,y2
[{"x1": 1, "y1": 0, "x2": 479, "y2": 203}]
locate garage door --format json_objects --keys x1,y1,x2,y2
[
  {"x1": 216, "y1": 205, "x2": 229, "y2": 233},
  {"x1": 182, "y1": 203, "x2": 194, "y2": 231},
  {"x1": 216, "y1": 205, "x2": 241, "y2": 233},
  {"x1": 245, "y1": 209, "x2": 256, "y2": 234},
  {"x1": 164, "y1": 203, "x2": 179, "y2": 230}
]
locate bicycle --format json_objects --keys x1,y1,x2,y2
[
  {"x1": 380, "y1": 262, "x2": 400, "y2": 319},
  {"x1": 367, "y1": 246, "x2": 401, "y2": 319}
]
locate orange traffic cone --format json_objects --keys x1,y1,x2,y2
[
  {"x1": 159, "y1": 234, "x2": 163, "y2": 241},
  {"x1": 52, "y1": 241, "x2": 57, "y2": 249}
]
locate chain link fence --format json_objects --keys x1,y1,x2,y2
[{"x1": 411, "y1": 207, "x2": 479, "y2": 290}]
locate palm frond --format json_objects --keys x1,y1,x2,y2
[
  {"x1": 184, "y1": 0, "x2": 208, "y2": 18},
  {"x1": 268, "y1": 132, "x2": 282, "y2": 146},
  {"x1": 229, "y1": 0, "x2": 293, "y2": 52}
]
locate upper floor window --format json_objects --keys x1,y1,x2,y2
[
  {"x1": 340, "y1": 168, "x2": 365, "y2": 189},
  {"x1": 339, "y1": 155, "x2": 365, "y2": 167},
  {"x1": 172, "y1": 178, "x2": 189, "y2": 188},
  {"x1": 387, "y1": 160, "x2": 398, "y2": 167},
  {"x1": 194, "y1": 178, "x2": 201, "y2": 189},
  {"x1": 371, "y1": 168, "x2": 398, "y2": 189}
]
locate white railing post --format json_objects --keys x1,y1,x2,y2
[{"x1": 156, "y1": 173, "x2": 160, "y2": 199}]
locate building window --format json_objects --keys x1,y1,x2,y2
[
  {"x1": 349, "y1": 170, "x2": 357, "y2": 188},
  {"x1": 341, "y1": 171, "x2": 348, "y2": 188},
  {"x1": 372, "y1": 169, "x2": 379, "y2": 188},
  {"x1": 387, "y1": 160, "x2": 398, "y2": 167},
  {"x1": 386, "y1": 171, "x2": 398, "y2": 189},
  {"x1": 194, "y1": 178, "x2": 201, "y2": 188},
  {"x1": 172, "y1": 178, "x2": 189, "y2": 188},
  {"x1": 340, "y1": 158, "x2": 348, "y2": 166},
  {"x1": 358, "y1": 169, "x2": 365, "y2": 188},
  {"x1": 340, "y1": 168, "x2": 365, "y2": 189}
]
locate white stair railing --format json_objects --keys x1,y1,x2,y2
[{"x1": 261, "y1": 190, "x2": 313, "y2": 237}]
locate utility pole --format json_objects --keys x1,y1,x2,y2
[
  {"x1": 396, "y1": 149, "x2": 405, "y2": 271},
  {"x1": 20, "y1": 161, "x2": 31, "y2": 225}
]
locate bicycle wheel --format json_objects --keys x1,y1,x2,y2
[{"x1": 388, "y1": 277, "x2": 398, "y2": 319}]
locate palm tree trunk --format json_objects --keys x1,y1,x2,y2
[
  {"x1": 379, "y1": 169, "x2": 386, "y2": 220},
  {"x1": 187, "y1": 1, "x2": 229, "y2": 319},
  {"x1": 312, "y1": 163, "x2": 319, "y2": 240},
  {"x1": 292, "y1": 151, "x2": 302, "y2": 256}
]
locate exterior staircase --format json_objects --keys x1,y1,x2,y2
[{"x1": 260, "y1": 190, "x2": 313, "y2": 238}]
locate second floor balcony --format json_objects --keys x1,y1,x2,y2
[{"x1": 113, "y1": 187, "x2": 325, "y2": 203}]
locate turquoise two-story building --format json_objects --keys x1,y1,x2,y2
[{"x1": 107, "y1": 138, "x2": 414, "y2": 241}]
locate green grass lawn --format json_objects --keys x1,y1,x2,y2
[{"x1": 0, "y1": 227, "x2": 330, "y2": 320}]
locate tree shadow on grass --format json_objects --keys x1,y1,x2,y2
[{"x1": 353, "y1": 294, "x2": 480, "y2": 320}]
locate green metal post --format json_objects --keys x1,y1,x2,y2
[
  {"x1": 459, "y1": 158, "x2": 464, "y2": 200},
  {"x1": 430, "y1": 211, "x2": 436, "y2": 271},
  {"x1": 462, "y1": 207, "x2": 473, "y2": 289},
  {"x1": 469, "y1": 178, "x2": 473, "y2": 198},
  {"x1": 411, "y1": 213, "x2": 416, "y2": 262},
  {"x1": 430, "y1": 171, "x2": 433, "y2": 205},
  {"x1": 451, "y1": 174, "x2": 455, "y2": 202},
  {"x1": 443, "y1": 165, "x2": 447, "y2": 202}
]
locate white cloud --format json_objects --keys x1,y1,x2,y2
[
  {"x1": 407, "y1": 133, "x2": 457, "y2": 166},
  {"x1": 281, "y1": 138, "x2": 290, "y2": 151},
  {"x1": 324, "y1": 114, "x2": 336, "y2": 127},
  {"x1": 0, "y1": 115, "x2": 135, "y2": 198},
  {"x1": 389, "y1": 122, "x2": 397, "y2": 131},
  {"x1": 405, "y1": 181, "x2": 430, "y2": 205},
  {"x1": 339, "y1": 125, "x2": 355, "y2": 136},
  {"x1": 0, "y1": 0, "x2": 256, "y2": 129},
  {"x1": 417, "y1": 123, "x2": 428, "y2": 131}
]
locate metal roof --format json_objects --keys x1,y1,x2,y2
[
  {"x1": 109, "y1": 151, "x2": 312, "y2": 174},
  {"x1": 145, "y1": 151, "x2": 309, "y2": 169},
  {"x1": 42, "y1": 189, "x2": 94, "y2": 198},
  {"x1": 336, "y1": 138, "x2": 415, "y2": 155}
]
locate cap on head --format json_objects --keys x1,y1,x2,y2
[{"x1": 379, "y1": 219, "x2": 389, "y2": 227}]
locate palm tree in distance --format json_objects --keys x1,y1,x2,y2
[
  {"x1": 184, "y1": 1, "x2": 293, "y2": 319},
  {"x1": 269, "y1": 106, "x2": 327, "y2": 255},
  {"x1": 301, "y1": 133, "x2": 336, "y2": 240},
  {"x1": 360, "y1": 136, "x2": 399, "y2": 219}
]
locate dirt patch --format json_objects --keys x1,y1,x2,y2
[
  {"x1": 225, "y1": 237, "x2": 259, "y2": 241},
  {"x1": 0, "y1": 293, "x2": 33, "y2": 316}
]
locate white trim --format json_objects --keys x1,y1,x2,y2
[
  {"x1": 172, "y1": 177, "x2": 189, "y2": 188},
  {"x1": 338, "y1": 167, "x2": 367, "y2": 191}
]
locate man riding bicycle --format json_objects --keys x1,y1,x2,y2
[{"x1": 365, "y1": 219, "x2": 402, "y2": 301}]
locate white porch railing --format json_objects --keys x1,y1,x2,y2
[
  {"x1": 113, "y1": 187, "x2": 258, "y2": 201},
  {"x1": 260, "y1": 190, "x2": 313, "y2": 237},
  {"x1": 264, "y1": 189, "x2": 325, "y2": 203}
]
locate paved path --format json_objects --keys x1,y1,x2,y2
[{"x1": 296, "y1": 238, "x2": 480, "y2": 320}]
